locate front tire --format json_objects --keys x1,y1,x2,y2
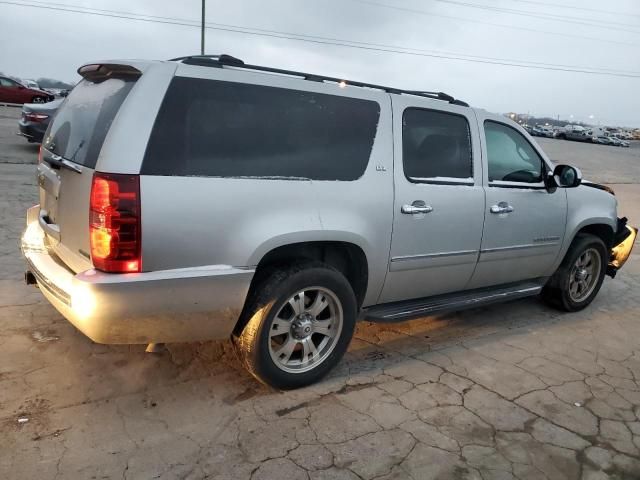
[
  {"x1": 31, "y1": 96, "x2": 45, "y2": 103},
  {"x1": 542, "y1": 234, "x2": 607, "y2": 312},
  {"x1": 234, "y1": 262, "x2": 357, "y2": 389}
]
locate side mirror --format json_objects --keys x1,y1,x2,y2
[
  {"x1": 18, "y1": 85, "x2": 25, "y2": 89},
  {"x1": 554, "y1": 164, "x2": 582, "y2": 188}
]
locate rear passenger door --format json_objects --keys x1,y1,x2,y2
[
  {"x1": 379, "y1": 97, "x2": 484, "y2": 303},
  {"x1": 467, "y1": 115, "x2": 567, "y2": 289}
]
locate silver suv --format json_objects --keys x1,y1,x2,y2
[{"x1": 22, "y1": 55, "x2": 637, "y2": 389}]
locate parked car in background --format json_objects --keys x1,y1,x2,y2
[
  {"x1": 23, "y1": 79, "x2": 41, "y2": 89},
  {"x1": 532, "y1": 125, "x2": 554, "y2": 138},
  {"x1": 592, "y1": 133, "x2": 630, "y2": 148},
  {"x1": 0, "y1": 76, "x2": 54, "y2": 104},
  {"x1": 17, "y1": 98, "x2": 62, "y2": 143},
  {"x1": 591, "y1": 135, "x2": 613, "y2": 145},
  {"x1": 593, "y1": 135, "x2": 614, "y2": 145},
  {"x1": 21, "y1": 56, "x2": 637, "y2": 389},
  {"x1": 44, "y1": 87, "x2": 70, "y2": 97},
  {"x1": 22, "y1": 80, "x2": 60, "y2": 97},
  {"x1": 558, "y1": 124, "x2": 592, "y2": 142},
  {"x1": 609, "y1": 137, "x2": 629, "y2": 147}
]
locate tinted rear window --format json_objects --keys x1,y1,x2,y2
[
  {"x1": 43, "y1": 78, "x2": 135, "y2": 169},
  {"x1": 402, "y1": 108, "x2": 472, "y2": 182},
  {"x1": 142, "y1": 77, "x2": 381, "y2": 180}
]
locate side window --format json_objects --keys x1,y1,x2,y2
[
  {"x1": 402, "y1": 108, "x2": 472, "y2": 182},
  {"x1": 142, "y1": 77, "x2": 381, "y2": 180},
  {"x1": 0, "y1": 78, "x2": 15, "y2": 87},
  {"x1": 485, "y1": 121, "x2": 543, "y2": 183}
]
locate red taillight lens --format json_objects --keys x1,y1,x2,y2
[
  {"x1": 25, "y1": 112, "x2": 49, "y2": 123},
  {"x1": 89, "y1": 173, "x2": 141, "y2": 273}
]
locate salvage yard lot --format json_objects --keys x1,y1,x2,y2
[{"x1": 1, "y1": 104, "x2": 640, "y2": 480}]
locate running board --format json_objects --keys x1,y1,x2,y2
[{"x1": 363, "y1": 281, "x2": 543, "y2": 323}]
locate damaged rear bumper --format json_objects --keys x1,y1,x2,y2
[{"x1": 607, "y1": 217, "x2": 637, "y2": 278}]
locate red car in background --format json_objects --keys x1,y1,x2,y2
[{"x1": 0, "y1": 76, "x2": 54, "y2": 104}]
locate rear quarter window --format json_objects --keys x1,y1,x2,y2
[{"x1": 142, "y1": 77, "x2": 381, "y2": 180}]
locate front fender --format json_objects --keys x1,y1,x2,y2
[{"x1": 552, "y1": 185, "x2": 617, "y2": 271}]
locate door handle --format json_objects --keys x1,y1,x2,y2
[
  {"x1": 490, "y1": 202, "x2": 514, "y2": 214},
  {"x1": 402, "y1": 201, "x2": 433, "y2": 215}
]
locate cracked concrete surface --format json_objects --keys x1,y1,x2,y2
[{"x1": 1, "y1": 106, "x2": 640, "y2": 479}]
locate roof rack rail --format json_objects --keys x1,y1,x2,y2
[{"x1": 168, "y1": 54, "x2": 469, "y2": 107}]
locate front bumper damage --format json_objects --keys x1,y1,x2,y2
[{"x1": 607, "y1": 217, "x2": 637, "y2": 278}]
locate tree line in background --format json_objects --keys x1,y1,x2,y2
[{"x1": 34, "y1": 77, "x2": 74, "y2": 89}]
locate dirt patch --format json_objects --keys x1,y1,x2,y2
[{"x1": 3, "y1": 397, "x2": 52, "y2": 434}]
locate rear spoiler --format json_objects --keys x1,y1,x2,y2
[{"x1": 77, "y1": 64, "x2": 142, "y2": 82}]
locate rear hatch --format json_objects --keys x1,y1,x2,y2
[{"x1": 38, "y1": 65, "x2": 140, "y2": 273}]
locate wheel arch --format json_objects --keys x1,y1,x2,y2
[
  {"x1": 234, "y1": 239, "x2": 370, "y2": 335},
  {"x1": 254, "y1": 239, "x2": 368, "y2": 306},
  {"x1": 552, "y1": 219, "x2": 615, "y2": 275},
  {"x1": 575, "y1": 223, "x2": 614, "y2": 249}
]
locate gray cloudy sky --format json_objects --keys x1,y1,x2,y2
[{"x1": 1, "y1": 0, "x2": 639, "y2": 126}]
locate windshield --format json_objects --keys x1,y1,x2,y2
[{"x1": 43, "y1": 78, "x2": 135, "y2": 168}]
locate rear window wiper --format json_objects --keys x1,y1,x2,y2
[{"x1": 42, "y1": 151, "x2": 83, "y2": 174}]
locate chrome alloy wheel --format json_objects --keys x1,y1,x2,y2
[
  {"x1": 568, "y1": 247, "x2": 601, "y2": 302},
  {"x1": 268, "y1": 287, "x2": 343, "y2": 373}
]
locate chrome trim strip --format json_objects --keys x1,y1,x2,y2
[
  {"x1": 488, "y1": 180, "x2": 546, "y2": 190},
  {"x1": 408, "y1": 178, "x2": 475, "y2": 186},
  {"x1": 391, "y1": 249, "x2": 478, "y2": 263},
  {"x1": 481, "y1": 242, "x2": 558, "y2": 254},
  {"x1": 383, "y1": 285, "x2": 541, "y2": 319},
  {"x1": 49, "y1": 154, "x2": 83, "y2": 174}
]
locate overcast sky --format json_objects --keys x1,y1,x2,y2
[{"x1": 1, "y1": 0, "x2": 639, "y2": 126}]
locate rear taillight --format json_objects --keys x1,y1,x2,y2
[
  {"x1": 89, "y1": 173, "x2": 141, "y2": 273},
  {"x1": 24, "y1": 112, "x2": 49, "y2": 123}
]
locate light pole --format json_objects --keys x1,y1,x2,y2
[{"x1": 201, "y1": 0, "x2": 205, "y2": 55}]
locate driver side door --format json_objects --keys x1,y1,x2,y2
[{"x1": 467, "y1": 116, "x2": 567, "y2": 289}]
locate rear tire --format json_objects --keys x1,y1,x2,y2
[
  {"x1": 542, "y1": 234, "x2": 607, "y2": 312},
  {"x1": 233, "y1": 262, "x2": 356, "y2": 389}
]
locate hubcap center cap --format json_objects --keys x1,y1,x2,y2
[
  {"x1": 575, "y1": 268, "x2": 588, "y2": 281},
  {"x1": 291, "y1": 314, "x2": 314, "y2": 339}
]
